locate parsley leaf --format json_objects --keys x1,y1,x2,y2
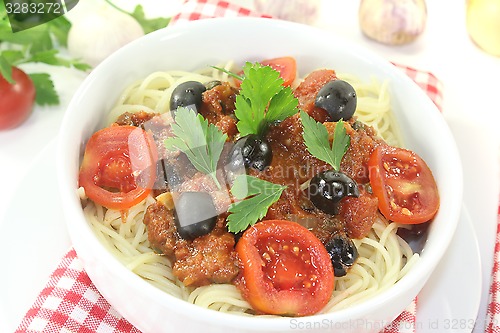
[
  {"x1": 0, "y1": 54, "x2": 13, "y2": 83},
  {"x1": 103, "y1": 1, "x2": 170, "y2": 35},
  {"x1": 227, "y1": 175, "x2": 286, "y2": 233},
  {"x1": 25, "y1": 49, "x2": 91, "y2": 70},
  {"x1": 130, "y1": 5, "x2": 170, "y2": 34},
  {"x1": 235, "y1": 62, "x2": 298, "y2": 137},
  {"x1": 45, "y1": 15, "x2": 72, "y2": 47},
  {"x1": 0, "y1": 10, "x2": 89, "y2": 105},
  {"x1": 29, "y1": 73, "x2": 59, "y2": 106},
  {"x1": 300, "y1": 110, "x2": 350, "y2": 171},
  {"x1": 164, "y1": 107, "x2": 227, "y2": 189}
]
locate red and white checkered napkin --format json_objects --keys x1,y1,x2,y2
[
  {"x1": 486, "y1": 203, "x2": 500, "y2": 332},
  {"x1": 15, "y1": 1, "x2": 448, "y2": 333},
  {"x1": 16, "y1": 249, "x2": 140, "y2": 333}
]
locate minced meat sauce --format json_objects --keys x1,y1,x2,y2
[{"x1": 116, "y1": 70, "x2": 383, "y2": 287}]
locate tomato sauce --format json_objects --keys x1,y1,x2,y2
[{"x1": 140, "y1": 69, "x2": 383, "y2": 287}]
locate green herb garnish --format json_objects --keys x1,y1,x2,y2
[
  {"x1": 103, "y1": 1, "x2": 170, "y2": 34},
  {"x1": 234, "y1": 62, "x2": 298, "y2": 137},
  {"x1": 227, "y1": 175, "x2": 287, "y2": 233},
  {"x1": 29, "y1": 73, "x2": 58, "y2": 106},
  {"x1": 0, "y1": 9, "x2": 90, "y2": 104},
  {"x1": 164, "y1": 107, "x2": 228, "y2": 189},
  {"x1": 300, "y1": 110, "x2": 350, "y2": 171}
]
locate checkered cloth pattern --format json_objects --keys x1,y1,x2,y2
[
  {"x1": 15, "y1": 249, "x2": 140, "y2": 333},
  {"x1": 14, "y1": 1, "x2": 450, "y2": 332},
  {"x1": 394, "y1": 65, "x2": 443, "y2": 112},
  {"x1": 486, "y1": 202, "x2": 500, "y2": 333},
  {"x1": 171, "y1": 0, "x2": 272, "y2": 24}
]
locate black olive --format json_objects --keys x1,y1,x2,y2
[
  {"x1": 315, "y1": 80, "x2": 357, "y2": 122},
  {"x1": 308, "y1": 170, "x2": 359, "y2": 215},
  {"x1": 170, "y1": 81, "x2": 206, "y2": 114},
  {"x1": 397, "y1": 222, "x2": 430, "y2": 254},
  {"x1": 205, "y1": 80, "x2": 222, "y2": 90},
  {"x1": 173, "y1": 192, "x2": 217, "y2": 240},
  {"x1": 325, "y1": 234, "x2": 358, "y2": 277},
  {"x1": 226, "y1": 134, "x2": 272, "y2": 172},
  {"x1": 154, "y1": 159, "x2": 183, "y2": 192}
]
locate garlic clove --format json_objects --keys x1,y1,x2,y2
[
  {"x1": 359, "y1": 0, "x2": 427, "y2": 45},
  {"x1": 68, "y1": 5, "x2": 144, "y2": 67}
]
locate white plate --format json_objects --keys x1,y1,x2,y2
[
  {"x1": 0, "y1": 131, "x2": 484, "y2": 333},
  {"x1": 444, "y1": 115, "x2": 499, "y2": 333},
  {"x1": 417, "y1": 205, "x2": 481, "y2": 333}
]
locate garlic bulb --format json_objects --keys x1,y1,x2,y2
[
  {"x1": 359, "y1": 0, "x2": 427, "y2": 45},
  {"x1": 253, "y1": 0, "x2": 321, "y2": 25},
  {"x1": 67, "y1": 4, "x2": 144, "y2": 67}
]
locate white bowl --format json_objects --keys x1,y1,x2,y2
[{"x1": 57, "y1": 18, "x2": 463, "y2": 333}]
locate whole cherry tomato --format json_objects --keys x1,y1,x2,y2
[{"x1": 0, "y1": 67, "x2": 36, "y2": 130}]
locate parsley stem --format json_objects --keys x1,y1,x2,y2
[
  {"x1": 257, "y1": 121, "x2": 270, "y2": 138},
  {"x1": 103, "y1": 0, "x2": 129, "y2": 15},
  {"x1": 210, "y1": 65, "x2": 244, "y2": 81},
  {"x1": 210, "y1": 173, "x2": 222, "y2": 190}
]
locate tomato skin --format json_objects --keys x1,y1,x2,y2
[
  {"x1": 368, "y1": 145, "x2": 439, "y2": 224},
  {"x1": 293, "y1": 69, "x2": 337, "y2": 123},
  {"x1": 79, "y1": 125, "x2": 158, "y2": 210},
  {"x1": 236, "y1": 220, "x2": 334, "y2": 316},
  {"x1": 260, "y1": 56, "x2": 297, "y2": 87},
  {"x1": 234, "y1": 57, "x2": 297, "y2": 88},
  {"x1": 0, "y1": 67, "x2": 35, "y2": 130}
]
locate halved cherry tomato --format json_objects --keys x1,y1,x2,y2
[
  {"x1": 79, "y1": 125, "x2": 158, "y2": 210},
  {"x1": 235, "y1": 220, "x2": 334, "y2": 316},
  {"x1": 368, "y1": 145, "x2": 439, "y2": 224},
  {"x1": 260, "y1": 56, "x2": 297, "y2": 87}
]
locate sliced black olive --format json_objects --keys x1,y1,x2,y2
[
  {"x1": 173, "y1": 192, "x2": 217, "y2": 240},
  {"x1": 351, "y1": 120, "x2": 365, "y2": 131},
  {"x1": 325, "y1": 234, "x2": 358, "y2": 277},
  {"x1": 308, "y1": 170, "x2": 359, "y2": 215},
  {"x1": 205, "y1": 80, "x2": 222, "y2": 90},
  {"x1": 315, "y1": 80, "x2": 357, "y2": 121},
  {"x1": 170, "y1": 81, "x2": 206, "y2": 114},
  {"x1": 226, "y1": 134, "x2": 272, "y2": 172}
]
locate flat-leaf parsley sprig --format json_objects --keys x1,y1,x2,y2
[
  {"x1": 300, "y1": 110, "x2": 350, "y2": 171},
  {"x1": 0, "y1": 10, "x2": 91, "y2": 105},
  {"x1": 227, "y1": 175, "x2": 286, "y2": 233},
  {"x1": 235, "y1": 62, "x2": 298, "y2": 137},
  {"x1": 214, "y1": 62, "x2": 298, "y2": 137},
  {"x1": 164, "y1": 107, "x2": 228, "y2": 189}
]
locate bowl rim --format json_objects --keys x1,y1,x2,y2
[{"x1": 57, "y1": 17, "x2": 463, "y2": 331}]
